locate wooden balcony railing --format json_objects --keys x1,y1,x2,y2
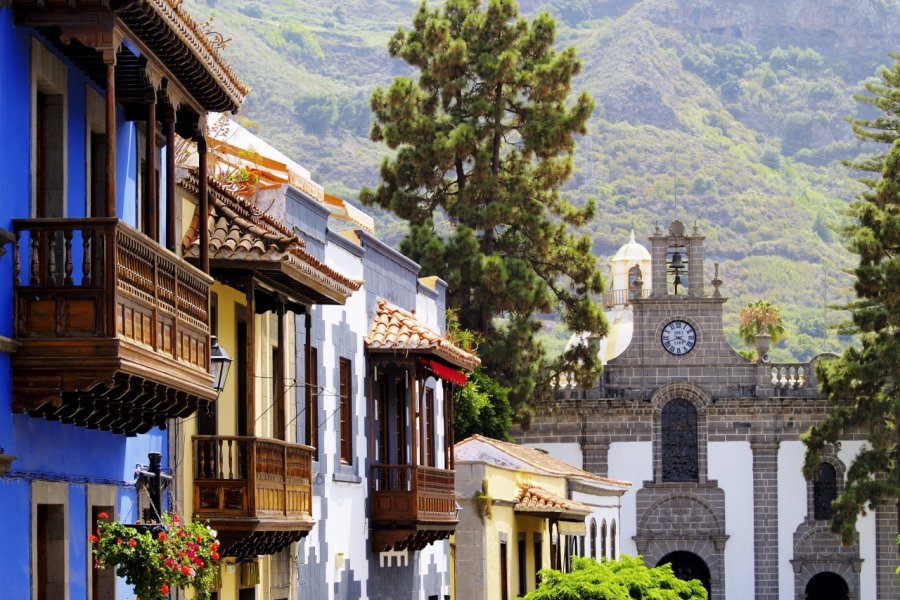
[
  {"x1": 193, "y1": 436, "x2": 313, "y2": 520},
  {"x1": 11, "y1": 218, "x2": 215, "y2": 434},
  {"x1": 370, "y1": 464, "x2": 457, "y2": 524}
]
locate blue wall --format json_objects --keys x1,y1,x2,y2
[{"x1": 0, "y1": 9, "x2": 169, "y2": 599}]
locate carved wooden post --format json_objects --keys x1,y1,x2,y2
[
  {"x1": 197, "y1": 135, "x2": 209, "y2": 274},
  {"x1": 164, "y1": 104, "x2": 176, "y2": 253},
  {"x1": 145, "y1": 88, "x2": 158, "y2": 241},
  {"x1": 104, "y1": 50, "x2": 117, "y2": 218}
]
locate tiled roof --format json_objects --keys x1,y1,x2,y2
[
  {"x1": 180, "y1": 173, "x2": 362, "y2": 301},
  {"x1": 514, "y1": 483, "x2": 592, "y2": 515},
  {"x1": 457, "y1": 435, "x2": 631, "y2": 488},
  {"x1": 366, "y1": 299, "x2": 480, "y2": 370}
]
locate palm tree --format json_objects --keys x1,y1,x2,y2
[{"x1": 738, "y1": 300, "x2": 785, "y2": 359}]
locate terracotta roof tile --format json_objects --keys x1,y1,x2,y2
[
  {"x1": 180, "y1": 173, "x2": 362, "y2": 301},
  {"x1": 514, "y1": 483, "x2": 592, "y2": 515},
  {"x1": 457, "y1": 435, "x2": 631, "y2": 488},
  {"x1": 366, "y1": 299, "x2": 480, "y2": 370}
]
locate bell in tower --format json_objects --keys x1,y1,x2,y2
[{"x1": 649, "y1": 220, "x2": 706, "y2": 298}]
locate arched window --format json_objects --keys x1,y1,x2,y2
[
  {"x1": 590, "y1": 519, "x2": 597, "y2": 558},
  {"x1": 662, "y1": 399, "x2": 699, "y2": 482},
  {"x1": 600, "y1": 520, "x2": 607, "y2": 559},
  {"x1": 814, "y1": 462, "x2": 838, "y2": 520},
  {"x1": 610, "y1": 520, "x2": 617, "y2": 560}
]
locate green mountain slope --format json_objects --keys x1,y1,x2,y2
[{"x1": 187, "y1": 0, "x2": 900, "y2": 361}]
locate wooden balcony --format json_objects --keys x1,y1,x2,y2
[
  {"x1": 193, "y1": 436, "x2": 315, "y2": 557},
  {"x1": 11, "y1": 218, "x2": 215, "y2": 435},
  {"x1": 370, "y1": 464, "x2": 457, "y2": 552}
]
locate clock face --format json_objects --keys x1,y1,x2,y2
[{"x1": 661, "y1": 320, "x2": 696, "y2": 355}]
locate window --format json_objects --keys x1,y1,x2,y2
[
  {"x1": 517, "y1": 533, "x2": 527, "y2": 595},
  {"x1": 90, "y1": 506, "x2": 115, "y2": 599},
  {"x1": 499, "y1": 541, "x2": 508, "y2": 600},
  {"x1": 590, "y1": 519, "x2": 597, "y2": 559},
  {"x1": 661, "y1": 399, "x2": 699, "y2": 482},
  {"x1": 601, "y1": 520, "x2": 607, "y2": 559},
  {"x1": 32, "y1": 481, "x2": 67, "y2": 600},
  {"x1": 377, "y1": 374, "x2": 389, "y2": 463},
  {"x1": 610, "y1": 520, "x2": 617, "y2": 560},
  {"x1": 339, "y1": 359, "x2": 352, "y2": 463},
  {"x1": 424, "y1": 387, "x2": 435, "y2": 466},
  {"x1": 305, "y1": 347, "x2": 319, "y2": 455},
  {"x1": 814, "y1": 462, "x2": 838, "y2": 520},
  {"x1": 395, "y1": 375, "x2": 406, "y2": 464}
]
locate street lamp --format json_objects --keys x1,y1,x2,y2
[{"x1": 210, "y1": 335, "x2": 232, "y2": 395}]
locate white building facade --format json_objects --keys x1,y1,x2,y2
[{"x1": 514, "y1": 221, "x2": 898, "y2": 600}]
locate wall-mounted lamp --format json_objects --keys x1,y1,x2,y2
[{"x1": 210, "y1": 335, "x2": 233, "y2": 395}]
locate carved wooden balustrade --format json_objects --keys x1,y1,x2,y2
[
  {"x1": 11, "y1": 218, "x2": 215, "y2": 434},
  {"x1": 370, "y1": 464, "x2": 457, "y2": 551},
  {"x1": 193, "y1": 436, "x2": 315, "y2": 557}
]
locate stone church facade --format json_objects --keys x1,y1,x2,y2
[{"x1": 513, "y1": 221, "x2": 898, "y2": 599}]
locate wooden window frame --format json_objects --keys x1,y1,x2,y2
[{"x1": 339, "y1": 358, "x2": 352, "y2": 464}]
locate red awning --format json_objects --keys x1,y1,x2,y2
[{"x1": 421, "y1": 359, "x2": 467, "y2": 386}]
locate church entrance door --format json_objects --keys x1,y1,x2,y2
[
  {"x1": 805, "y1": 571, "x2": 849, "y2": 600},
  {"x1": 657, "y1": 551, "x2": 711, "y2": 598}
]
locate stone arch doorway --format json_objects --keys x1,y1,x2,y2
[
  {"x1": 657, "y1": 552, "x2": 711, "y2": 597},
  {"x1": 805, "y1": 572, "x2": 849, "y2": 600}
]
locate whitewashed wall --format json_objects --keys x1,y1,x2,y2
[
  {"x1": 607, "y1": 441, "x2": 653, "y2": 557},
  {"x1": 708, "y1": 441, "x2": 754, "y2": 600}
]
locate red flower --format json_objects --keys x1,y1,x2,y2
[
  {"x1": 181, "y1": 565, "x2": 191, "y2": 576},
  {"x1": 97, "y1": 512, "x2": 109, "y2": 520},
  {"x1": 211, "y1": 551, "x2": 220, "y2": 561},
  {"x1": 157, "y1": 531, "x2": 167, "y2": 541},
  {"x1": 128, "y1": 539, "x2": 137, "y2": 547},
  {"x1": 116, "y1": 538, "x2": 123, "y2": 545},
  {"x1": 160, "y1": 583, "x2": 169, "y2": 595},
  {"x1": 88, "y1": 535, "x2": 99, "y2": 544}
]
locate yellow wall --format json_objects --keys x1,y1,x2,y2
[{"x1": 477, "y1": 465, "x2": 569, "y2": 599}]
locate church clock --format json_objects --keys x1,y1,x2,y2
[{"x1": 661, "y1": 320, "x2": 696, "y2": 355}]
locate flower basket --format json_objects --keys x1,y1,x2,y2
[{"x1": 90, "y1": 512, "x2": 221, "y2": 600}]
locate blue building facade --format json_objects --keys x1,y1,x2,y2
[{"x1": 0, "y1": 2, "x2": 246, "y2": 598}]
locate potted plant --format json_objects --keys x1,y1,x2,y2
[
  {"x1": 738, "y1": 299, "x2": 786, "y2": 360},
  {"x1": 90, "y1": 512, "x2": 221, "y2": 600}
]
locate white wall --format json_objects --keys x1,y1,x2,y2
[
  {"x1": 708, "y1": 441, "x2": 754, "y2": 600},
  {"x1": 778, "y1": 441, "x2": 808, "y2": 599},
  {"x1": 607, "y1": 441, "x2": 652, "y2": 557},
  {"x1": 838, "y1": 441, "x2": 876, "y2": 600},
  {"x1": 525, "y1": 443, "x2": 583, "y2": 469}
]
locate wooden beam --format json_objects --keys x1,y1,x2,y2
[
  {"x1": 145, "y1": 90, "x2": 158, "y2": 241},
  {"x1": 164, "y1": 105, "x2": 176, "y2": 253},
  {"x1": 245, "y1": 279, "x2": 256, "y2": 436},
  {"x1": 197, "y1": 136, "x2": 209, "y2": 274},
  {"x1": 104, "y1": 54, "x2": 116, "y2": 218},
  {"x1": 409, "y1": 367, "x2": 418, "y2": 468}
]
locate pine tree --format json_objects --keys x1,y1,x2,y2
[
  {"x1": 802, "y1": 53, "x2": 900, "y2": 544},
  {"x1": 361, "y1": 0, "x2": 605, "y2": 420}
]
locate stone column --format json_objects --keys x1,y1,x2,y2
[
  {"x1": 875, "y1": 501, "x2": 900, "y2": 598},
  {"x1": 751, "y1": 440, "x2": 780, "y2": 599}
]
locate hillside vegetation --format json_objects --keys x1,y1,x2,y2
[{"x1": 189, "y1": 0, "x2": 900, "y2": 361}]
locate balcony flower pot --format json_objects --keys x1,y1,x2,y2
[{"x1": 90, "y1": 512, "x2": 221, "y2": 600}]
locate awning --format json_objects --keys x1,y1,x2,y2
[
  {"x1": 557, "y1": 520, "x2": 587, "y2": 535},
  {"x1": 421, "y1": 359, "x2": 467, "y2": 386}
]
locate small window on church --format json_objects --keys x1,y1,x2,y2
[
  {"x1": 813, "y1": 462, "x2": 838, "y2": 520},
  {"x1": 662, "y1": 399, "x2": 699, "y2": 482}
]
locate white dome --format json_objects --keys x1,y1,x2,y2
[{"x1": 610, "y1": 230, "x2": 651, "y2": 263}]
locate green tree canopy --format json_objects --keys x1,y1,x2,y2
[
  {"x1": 802, "y1": 53, "x2": 900, "y2": 544},
  {"x1": 737, "y1": 299, "x2": 786, "y2": 345},
  {"x1": 523, "y1": 555, "x2": 707, "y2": 600},
  {"x1": 361, "y1": 0, "x2": 606, "y2": 421}
]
